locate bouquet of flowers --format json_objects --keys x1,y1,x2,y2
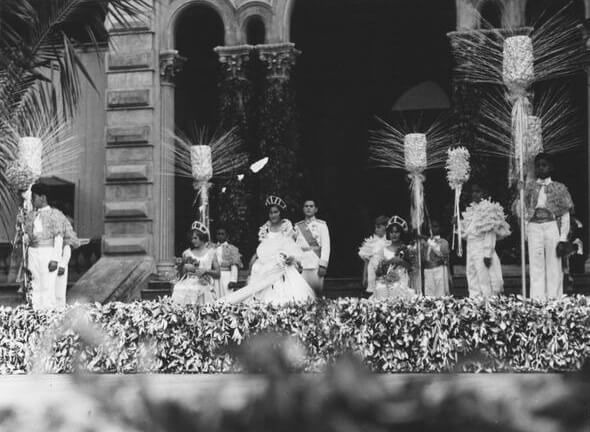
[
  {"x1": 176, "y1": 255, "x2": 204, "y2": 280},
  {"x1": 375, "y1": 245, "x2": 416, "y2": 284}
]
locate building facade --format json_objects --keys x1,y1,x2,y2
[{"x1": 60, "y1": 0, "x2": 590, "y2": 298}]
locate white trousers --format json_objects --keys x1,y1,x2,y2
[
  {"x1": 424, "y1": 266, "x2": 449, "y2": 297},
  {"x1": 466, "y1": 238, "x2": 503, "y2": 298},
  {"x1": 28, "y1": 247, "x2": 58, "y2": 310},
  {"x1": 302, "y1": 268, "x2": 324, "y2": 295},
  {"x1": 527, "y1": 221, "x2": 562, "y2": 299},
  {"x1": 54, "y1": 246, "x2": 71, "y2": 310}
]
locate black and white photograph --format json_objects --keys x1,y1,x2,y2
[{"x1": 0, "y1": 0, "x2": 589, "y2": 430}]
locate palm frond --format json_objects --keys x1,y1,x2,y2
[{"x1": 0, "y1": 0, "x2": 152, "y2": 239}]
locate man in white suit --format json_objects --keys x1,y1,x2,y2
[{"x1": 295, "y1": 199, "x2": 331, "y2": 296}]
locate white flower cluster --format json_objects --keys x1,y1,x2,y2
[
  {"x1": 404, "y1": 133, "x2": 427, "y2": 173},
  {"x1": 502, "y1": 36, "x2": 534, "y2": 91},
  {"x1": 446, "y1": 147, "x2": 470, "y2": 189},
  {"x1": 18, "y1": 137, "x2": 43, "y2": 179},
  {"x1": 525, "y1": 115, "x2": 543, "y2": 161},
  {"x1": 191, "y1": 145, "x2": 213, "y2": 182},
  {"x1": 5, "y1": 161, "x2": 37, "y2": 191}
]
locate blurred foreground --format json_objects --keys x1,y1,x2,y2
[{"x1": 0, "y1": 334, "x2": 589, "y2": 432}]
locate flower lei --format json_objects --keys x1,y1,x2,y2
[
  {"x1": 524, "y1": 181, "x2": 573, "y2": 219},
  {"x1": 462, "y1": 199, "x2": 511, "y2": 239},
  {"x1": 258, "y1": 219, "x2": 295, "y2": 242},
  {"x1": 358, "y1": 235, "x2": 390, "y2": 261}
]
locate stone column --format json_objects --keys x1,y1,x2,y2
[
  {"x1": 213, "y1": 45, "x2": 257, "y2": 257},
  {"x1": 71, "y1": 15, "x2": 159, "y2": 302},
  {"x1": 256, "y1": 43, "x2": 302, "y2": 209},
  {"x1": 157, "y1": 50, "x2": 185, "y2": 279}
]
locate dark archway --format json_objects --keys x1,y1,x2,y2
[
  {"x1": 245, "y1": 15, "x2": 266, "y2": 45},
  {"x1": 291, "y1": 0, "x2": 456, "y2": 277},
  {"x1": 174, "y1": 5, "x2": 224, "y2": 255},
  {"x1": 479, "y1": 0, "x2": 503, "y2": 28}
]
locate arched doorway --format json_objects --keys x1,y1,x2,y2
[
  {"x1": 174, "y1": 4, "x2": 224, "y2": 255},
  {"x1": 479, "y1": 0, "x2": 503, "y2": 28},
  {"x1": 291, "y1": 0, "x2": 456, "y2": 277},
  {"x1": 245, "y1": 15, "x2": 266, "y2": 45}
]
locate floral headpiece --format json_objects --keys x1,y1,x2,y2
[
  {"x1": 191, "y1": 220, "x2": 209, "y2": 236},
  {"x1": 387, "y1": 215, "x2": 408, "y2": 232},
  {"x1": 265, "y1": 195, "x2": 287, "y2": 210}
]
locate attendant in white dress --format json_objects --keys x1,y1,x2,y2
[
  {"x1": 422, "y1": 219, "x2": 451, "y2": 297},
  {"x1": 370, "y1": 216, "x2": 416, "y2": 300},
  {"x1": 359, "y1": 215, "x2": 390, "y2": 292},
  {"x1": 172, "y1": 221, "x2": 220, "y2": 305},
  {"x1": 221, "y1": 195, "x2": 315, "y2": 305},
  {"x1": 461, "y1": 183, "x2": 511, "y2": 298},
  {"x1": 295, "y1": 199, "x2": 331, "y2": 296},
  {"x1": 214, "y1": 227, "x2": 243, "y2": 297}
]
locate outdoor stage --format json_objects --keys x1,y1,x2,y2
[{"x1": 1, "y1": 266, "x2": 589, "y2": 308}]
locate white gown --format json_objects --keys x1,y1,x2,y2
[
  {"x1": 172, "y1": 248, "x2": 217, "y2": 305},
  {"x1": 221, "y1": 221, "x2": 315, "y2": 305},
  {"x1": 370, "y1": 247, "x2": 416, "y2": 301}
]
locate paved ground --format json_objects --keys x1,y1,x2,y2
[
  {"x1": 0, "y1": 374, "x2": 586, "y2": 432},
  {"x1": 0, "y1": 373, "x2": 534, "y2": 406}
]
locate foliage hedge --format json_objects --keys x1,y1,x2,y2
[{"x1": 1, "y1": 296, "x2": 589, "y2": 374}]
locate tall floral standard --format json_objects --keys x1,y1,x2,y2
[
  {"x1": 167, "y1": 126, "x2": 250, "y2": 235},
  {"x1": 191, "y1": 145, "x2": 213, "y2": 229},
  {"x1": 404, "y1": 134, "x2": 427, "y2": 239},
  {"x1": 5, "y1": 137, "x2": 43, "y2": 293},
  {"x1": 446, "y1": 147, "x2": 470, "y2": 257},
  {"x1": 503, "y1": 36, "x2": 535, "y2": 293}
]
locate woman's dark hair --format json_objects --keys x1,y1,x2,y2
[
  {"x1": 470, "y1": 181, "x2": 490, "y2": 197},
  {"x1": 386, "y1": 222, "x2": 408, "y2": 243},
  {"x1": 31, "y1": 182, "x2": 51, "y2": 199},
  {"x1": 188, "y1": 230, "x2": 209, "y2": 244}
]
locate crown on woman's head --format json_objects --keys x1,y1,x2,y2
[
  {"x1": 387, "y1": 215, "x2": 408, "y2": 232},
  {"x1": 265, "y1": 195, "x2": 287, "y2": 210},
  {"x1": 191, "y1": 220, "x2": 209, "y2": 235}
]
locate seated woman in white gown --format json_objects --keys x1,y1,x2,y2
[
  {"x1": 369, "y1": 216, "x2": 417, "y2": 301},
  {"x1": 172, "y1": 221, "x2": 220, "y2": 305},
  {"x1": 221, "y1": 195, "x2": 315, "y2": 305}
]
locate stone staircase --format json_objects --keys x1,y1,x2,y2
[{"x1": 0, "y1": 283, "x2": 24, "y2": 308}]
